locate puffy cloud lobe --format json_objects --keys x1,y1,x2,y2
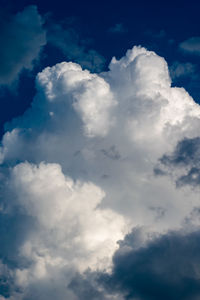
[
  {"x1": 0, "y1": 162, "x2": 127, "y2": 299},
  {"x1": 104, "y1": 47, "x2": 200, "y2": 168},
  {"x1": 0, "y1": 5, "x2": 46, "y2": 85},
  {"x1": 37, "y1": 62, "x2": 116, "y2": 137},
  {"x1": 1, "y1": 45, "x2": 200, "y2": 298}
]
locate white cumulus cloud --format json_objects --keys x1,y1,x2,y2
[{"x1": 1, "y1": 45, "x2": 200, "y2": 299}]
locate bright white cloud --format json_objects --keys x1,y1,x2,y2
[
  {"x1": 1, "y1": 161, "x2": 127, "y2": 299},
  {"x1": 1, "y1": 45, "x2": 200, "y2": 298},
  {"x1": 36, "y1": 62, "x2": 116, "y2": 137},
  {"x1": 2, "y1": 46, "x2": 200, "y2": 227},
  {"x1": 11, "y1": 162, "x2": 127, "y2": 269}
]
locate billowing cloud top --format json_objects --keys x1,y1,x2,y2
[{"x1": 1, "y1": 45, "x2": 200, "y2": 299}]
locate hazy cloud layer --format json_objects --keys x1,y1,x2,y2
[
  {"x1": 1, "y1": 45, "x2": 200, "y2": 298},
  {"x1": 179, "y1": 37, "x2": 200, "y2": 55},
  {"x1": 170, "y1": 61, "x2": 196, "y2": 79},
  {"x1": 108, "y1": 23, "x2": 127, "y2": 34},
  {"x1": 47, "y1": 22, "x2": 105, "y2": 72},
  {"x1": 0, "y1": 6, "x2": 46, "y2": 85}
]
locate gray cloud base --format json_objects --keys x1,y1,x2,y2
[{"x1": 75, "y1": 229, "x2": 200, "y2": 300}]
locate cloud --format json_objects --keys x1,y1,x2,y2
[
  {"x1": 47, "y1": 22, "x2": 105, "y2": 72},
  {"x1": 179, "y1": 37, "x2": 200, "y2": 55},
  {"x1": 69, "y1": 272, "x2": 107, "y2": 300},
  {"x1": 0, "y1": 6, "x2": 46, "y2": 86},
  {"x1": 0, "y1": 161, "x2": 127, "y2": 299},
  {"x1": 170, "y1": 61, "x2": 196, "y2": 79},
  {"x1": 157, "y1": 137, "x2": 200, "y2": 187},
  {"x1": 1, "y1": 45, "x2": 200, "y2": 298},
  {"x1": 97, "y1": 228, "x2": 200, "y2": 300},
  {"x1": 3, "y1": 45, "x2": 200, "y2": 230},
  {"x1": 108, "y1": 23, "x2": 127, "y2": 34}
]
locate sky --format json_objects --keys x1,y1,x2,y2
[{"x1": 1, "y1": 0, "x2": 200, "y2": 299}]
